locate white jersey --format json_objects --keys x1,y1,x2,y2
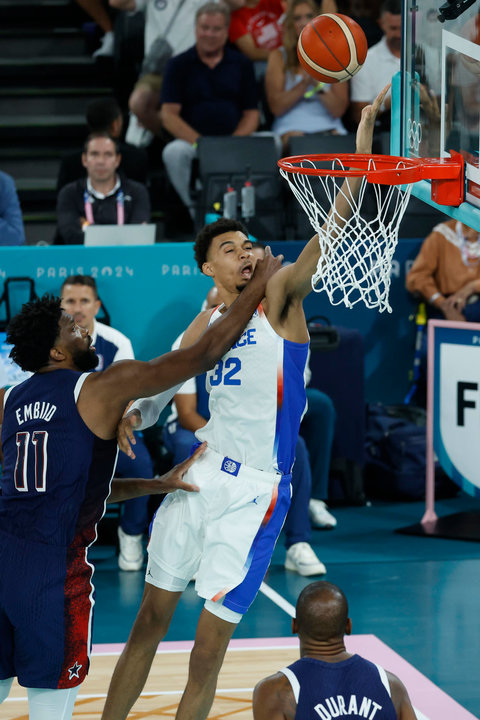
[{"x1": 196, "y1": 305, "x2": 308, "y2": 475}]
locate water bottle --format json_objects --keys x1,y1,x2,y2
[
  {"x1": 241, "y1": 179, "x2": 255, "y2": 220},
  {"x1": 223, "y1": 183, "x2": 237, "y2": 219}
]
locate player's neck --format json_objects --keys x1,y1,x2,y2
[{"x1": 300, "y1": 638, "x2": 351, "y2": 662}]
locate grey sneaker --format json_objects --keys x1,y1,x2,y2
[
  {"x1": 118, "y1": 527, "x2": 144, "y2": 571},
  {"x1": 285, "y1": 542, "x2": 326, "y2": 576},
  {"x1": 309, "y1": 499, "x2": 337, "y2": 529}
]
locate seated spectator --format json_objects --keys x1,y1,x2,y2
[
  {"x1": 160, "y1": 2, "x2": 259, "y2": 218},
  {"x1": 163, "y1": 286, "x2": 327, "y2": 576},
  {"x1": 406, "y1": 220, "x2": 480, "y2": 322},
  {"x1": 55, "y1": 132, "x2": 150, "y2": 245},
  {"x1": 60, "y1": 275, "x2": 153, "y2": 571},
  {"x1": 57, "y1": 97, "x2": 148, "y2": 191},
  {"x1": 349, "y1": 0, "x2": 401, "y2": 131},
  {"x1": 0, "y1": 170, "x2": 25, "y2": 246},
  {"x1": 75, "y1": 0, "x2": 115, "y2": 56},
  {"x1": 229, "y1": 0, "x2": 285, "y2": 80},
  {"x1": 265, "y1": 0, "x2": 348, "y2": 152},
  {"x1": 109, "y1": 0, "x2": 243, "y2": 144}
]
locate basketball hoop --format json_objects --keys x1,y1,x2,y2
[{"x1": 278, "y1": 152, "x2": 464, "y2": 313}]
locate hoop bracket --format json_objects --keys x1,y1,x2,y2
[{"x1": 420, "y1": 150, "x2": 464, "y2": 207}]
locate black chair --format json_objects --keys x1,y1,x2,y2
[
  {"x1": 195, "y1": 135, "x2": 285, "y2": 242},
  {"x1": 286, "y1": 134, "x2": 357, "y2": 240}
]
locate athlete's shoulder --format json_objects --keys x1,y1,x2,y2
[{"x1": 253, "y1": 672, "x2": 296, "y2": 720}]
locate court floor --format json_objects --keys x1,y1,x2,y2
[{"x1": 1, "y1": 494, "x2": 479, "y2": 720}]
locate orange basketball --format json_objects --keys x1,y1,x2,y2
[{"x1": 297, "y1": 13, "x2": 368, "y2": 84}]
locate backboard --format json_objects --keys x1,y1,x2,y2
[{"x1": 398, "y1": 0, "x2": 480, "y2": 230}]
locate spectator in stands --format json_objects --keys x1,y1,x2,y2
[
  {"x1": 57, "y1": 97, "x2": 148, "y2": 191},
  {"x1": 229, "y1": 0, "x2": 284, "y2": 80},
  {"x1": 265, "y1": 0, "x2": 348, "y2": 152},
  {"x1": 163, "y1": 285, "x2": 326, "y2": 576},
  {"x1": 74, "y1": 0, "x2": 115, "y2": 56},
  {"x1": 108, "y1": 0, "x2": 243, "y2": 144},
  {"x1": 55, "y1": 132, "x2": 150, "y2": 245},
  {"x1": 60, "y1": 275, "x2": 153, "y2": 571},
  {"x1": 160, "y1": 2, "x2": 259, "y2": 218},
  {"x1": 349, "y1": 0, "x2": 401, "y2": 131},
  {"x1": 406, "y1": 220, "x2": 480, "y2": 322},
  {"x1": 0, "y1": 170, "x2": 25, "y2": 246}
]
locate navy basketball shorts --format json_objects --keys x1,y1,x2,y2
[{"x1": 0, "y1": 530, "x2": 93, "y2": 689}]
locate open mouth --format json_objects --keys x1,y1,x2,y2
[{"x1": 240, "y1": 263, "x2": 253, "y2": 279}]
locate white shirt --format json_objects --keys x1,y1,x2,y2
[
  {"x1": 135, "y1": 0, "x2": 214, "y2": 56},
  {"x1": 350, "y1": 36, "x2": 400, "y2": 104}
]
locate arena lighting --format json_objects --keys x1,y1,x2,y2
[{"x1": 437, "y1": 0, "x2": 476, "y2": 23}]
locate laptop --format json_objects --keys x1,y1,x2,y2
[{"x1": 84, "y1": 224, "x2": 156, "y2": 247}]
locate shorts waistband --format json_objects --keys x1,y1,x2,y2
[{"x1": 204, "y1": 446, "x2": 282, "y2": 486}]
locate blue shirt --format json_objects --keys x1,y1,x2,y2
[
  {"x1": 282, "y1": 655, "x2": 397, "y2": 720},
  {"x1": 161, "y1": 45, "x2": 258, "y2": 135},
  {"x1": 0, "y1": 370, "x2": 118, "y2": 547},
  {"x1": 0, "y1": 170, "x2": 25, "y2": 246}
]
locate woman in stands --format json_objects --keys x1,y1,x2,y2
[{"x1": 265, "y1": 0, "x2": 349, "y2": 152}]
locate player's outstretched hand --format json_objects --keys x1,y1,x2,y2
[
  {"x1": 150, "y1": 442, "x2": 205, "y2": 494},
  {"x1": 117, "y1": 409, "x2": 141, "y2": 458},
  {"x1": 356, "y1": 83, "x2": 391, "y2": 154},
  {"x1": 252, "y1": 245, "x2": 284, "y2": 289}
]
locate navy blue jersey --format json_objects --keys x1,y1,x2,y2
[
  {"x1": 0, "y1": 369, "x2": 118, "y2": 547},
  {"x1": 282, "y1": 655, "x2": 397, "y2": 720}
]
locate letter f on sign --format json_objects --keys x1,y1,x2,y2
[{"x1": 457, "y1": 381, "x2": 478, "y2": 426}]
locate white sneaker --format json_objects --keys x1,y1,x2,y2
[
  {"x1": 309, "y1": 499, "x2": 337, "y2": 529},
  {"x1": 285, "y1": 542, "x2": 326, "y2": 576},
  {"x1": 118, "y1": 527, "x2": 144, "y2": 571},
  {"x1": 93, "y1": 31, "x2": 115, "y2": 58}
]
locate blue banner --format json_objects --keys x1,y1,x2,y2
[{"x1": 0, "y1": 239, "x2": 422, "y2": 403}]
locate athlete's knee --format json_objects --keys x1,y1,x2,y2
[
  {"x1": 0, "y1": 677, "x2": 13, "y2": 703},
  {"x1": 189, "y1": 642, "x2": 225, "y2": 684}
]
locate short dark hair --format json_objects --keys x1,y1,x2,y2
[
  {"x1": 83, "y1": 131, "x2": 119, "y2": 155},
  {"x1": 381, "y1": 0, "x2": 401, "y2": 15},
  {"x1": 7, "y1": 294, "x2": 63, "y2": 373},
  {"x1": 86, "y1": 97, "x2": 122, "y2": 132},
  {"x1": 194, "y1": 217, "x2": 250, "y2": 270},
  {"x1": 296, "y1": 582, "x2": 349, "y2": 641},
  {"x1": 60, "y1": 275, "x2": 99, "y2": 299}
]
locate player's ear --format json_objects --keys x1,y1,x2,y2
[
  {"x1": 49, "y1": 344, "x2": 67, "y2": 363},
  {"x1": 202, "y1": 261, "x2": 214, "y2": 278},
  {"x1": 345, "y1": 617, "x2": 352, "y2": 636},
  {"x1": 292, "y1": 618, "x2": 298, "y2": 635}
]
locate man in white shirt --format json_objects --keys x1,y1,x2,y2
[{"x1": 350, "y1": 0, "x2": 401, "y2": 131}]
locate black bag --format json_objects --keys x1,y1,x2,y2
[
  {"x1": 364, "y1": 404, "x2": 455, "y2": 500},
  {"x1": 307, "y1": 316, "x2": 339, "y2": 352}
]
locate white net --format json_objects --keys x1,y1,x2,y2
[{"x1": 279, "y1": 156, "x2": 414, "y2": 313}]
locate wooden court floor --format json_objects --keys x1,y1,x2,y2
[{"x1": 0, "y1": 644, "x2": 299, "y2": 720}]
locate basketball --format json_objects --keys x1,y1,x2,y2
[{"x1": 297, "y1": 13, "x2": 368, "y2": 84}]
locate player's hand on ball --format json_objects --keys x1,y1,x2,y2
[
  {"x1": 356, "y1": 83, "x2": 391, "y2": 153},
  {"x1": 117, "y1": 409, "x2": 142, "y2": 458},
  {"x1": 151, "y1": 442, "x2": 205, "y2": 494}
]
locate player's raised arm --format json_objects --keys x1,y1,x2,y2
[
  {"x1": 79, "y1": 247, "x2": 282, "y2": 438},
  {"x1": 272, "y1": 83, "x2": 390, "y2": 302}
]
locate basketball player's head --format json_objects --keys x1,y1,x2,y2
[
  {"x1": 194, "y1": 218, "x2": 255, "y2": 295},
  {"x1": 60, "y1": 275, "x2": 101, "y2": 334},
  {"x1": 7, "y1": 294, "x2": 98, "y2": 373},
  {"x1": 293, "y1": 582, "x2": 352, "y2": 643}
]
